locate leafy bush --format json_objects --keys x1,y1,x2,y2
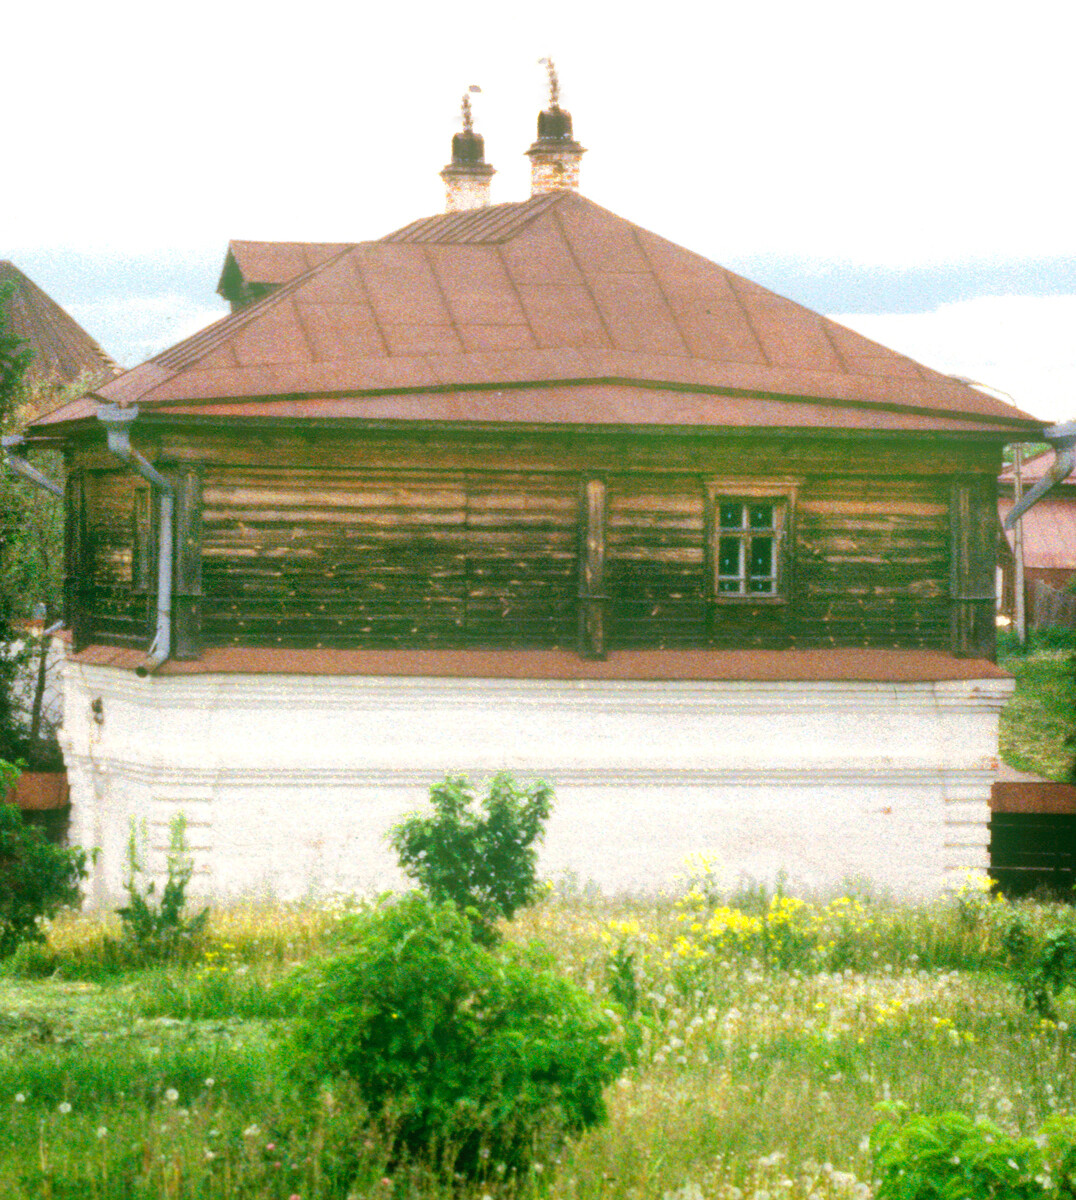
[
  {"x1": 389, "y1": 772, "x2": 552, "y2": 941},
  {"x1": 289, "y1": 892, "x2": 623, "y2": 1177},
  {"x1": 1004, "y1": 915, "x2": 1076, "y2": 1018},
  {"x1": 117, "y1": 814, "x2": 208, "y2": 958},
  {"x1": 871, "y1": 1103, "x2": 1076, "y2": 1199},
  {"x1": 0, "y1": 799, "x2": 87, "y2": 957}
]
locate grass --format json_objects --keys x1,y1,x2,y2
[
  {"x1": 997, "y1": 631, "x2": 1076, "y2": 781},
  {"x1": 1, "y1": 884, "x2": 1075, "y2": 1199}
]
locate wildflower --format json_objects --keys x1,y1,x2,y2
[
  {"x1": 58, "y1": 1102, "x2": 72, "y2": 1114},
  {"x1": 96, "y1": 1126, "x2": 108, "y2": 1139},
  {"x1": 204, "y1": 1077, "x2": 215, "y2": 1088},
  {"x1": 14, "y1": 1093, "x2": 25, "y2": 1104},
  {"x1": 244, "y1": 1124, "x2": 262, "y2": 1137},
  {"x1": 164, "y1": 1088, "x2": 179, "y2": 1104}
]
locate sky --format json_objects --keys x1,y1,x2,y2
[{"x1": 4, "y1": 0, "x2": 1075, "y2": 425}]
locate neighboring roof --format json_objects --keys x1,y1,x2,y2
[
  {"x1": 34, "y1": 193, "x2": 1046, "y2": 435},
  {"x1": 999, "y1": 494, "x2": 1076, "y2": 570},
  {"x1": 66, "y1": 644, "x2": 1012, "y2": 683},
  {"x1": 999, "y1": 449, "x2": 1076, "y2": 487},
  {"x1": 216, "y1": 240, "x2": 351, "y2": 302},
  {"x1": 0, "y1": 261, "x2": 118, "y2": 389}
]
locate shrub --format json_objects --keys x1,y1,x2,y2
[
  {"x1": 117, "y1": 814, "x2": 208, "y2": 958},
  {"x1": 288, "y1": 892, "x2": 623, "y2": 1177},
  {"x1": 0, "y1": 800, "x2": 87, "y2": 957},
  {"x1": 389, "y1": 772, "x2": 553, "y2": 941},
  {"x1": 1004, "y1": 915, "x2": 1076, "y2": 1019},
  {"x1": 870, "y1": 1103, "x2": 1076, "y2": 1199}
]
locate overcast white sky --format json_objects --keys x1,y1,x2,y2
[{"x1": 5, "y1": 0, "x2": 1075, "y2": 423}]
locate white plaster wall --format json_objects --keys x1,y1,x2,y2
[{"x1": 57, "y1": 660, "x2": 1013, "y2": 906}]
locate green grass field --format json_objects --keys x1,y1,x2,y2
[
  {"x1": 2, "y1": 886, "x2": 1075, "y2": 1200},
  {"x1": 998, "y1": 636, "x2": 1075, "y2": 781}
]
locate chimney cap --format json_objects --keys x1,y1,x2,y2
[
  {"x1": 528, "y1": 60, "x2": 585, "y2": 157},
  {"x1": 442, "y1": 91, "x2": 496, "y2": 178}
]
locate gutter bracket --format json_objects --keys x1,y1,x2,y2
[{"x1": 1, "y1": 434, "x2": 64, "y2": 497}]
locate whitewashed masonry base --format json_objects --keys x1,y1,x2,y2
[{"x1": 58, "y1": 661, "x2": 1014, "y2": 906}]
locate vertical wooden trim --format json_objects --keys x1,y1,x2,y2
[
  {"x1": 949, "y1": 478, "x2": 996, "y2": 659},
  {"x1": 170, "y1": 466, "x2": 204, "y2": 661},
  {"x1": 64, "y1": 469, "x2": 90, "y2": 652},
  {"x1": 577, "y1": 476, "x2": 608, "y2": 660}
]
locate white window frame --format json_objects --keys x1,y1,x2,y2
[{"x1": 705, "y1": 479, "x2": 798, "y2": 605}]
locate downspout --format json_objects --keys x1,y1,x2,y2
[
  {"x1": 1004, "y1": 421, "x2": 1076, "y2": 529},
  {"x1": 97, "y1": 404, "x2": 175, "y2": 676},
  {"x1": 1, "y1": 434, "x2": 64, "y2": 496}
]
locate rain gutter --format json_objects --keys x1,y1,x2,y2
[
  {"x1": 97, "y1": 404, "x2": 175, "y2": 675},
  {"x1": 1, "y1": 434, "x2": 64, "y2": 496},
  {"x1": 1004, "y1": 421, "x2": 1076, "y2": 529}
]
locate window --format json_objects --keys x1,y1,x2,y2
[{"x1": 706, "y1": 481, "x2": 797, "y2": 603}]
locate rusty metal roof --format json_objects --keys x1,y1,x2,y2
[
  {"x1": 1, "y1": 260, "x2": 118, "y2": 390},
  {"x1": 999, "y1": 494, "x2": 1076, "y2": 570},
  {"x1": 37, "y1": 194, "x2": 1046, "y2": 434}
]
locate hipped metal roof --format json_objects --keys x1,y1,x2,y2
[
  {"x1": 33, "y1": 193, "x2": 1044, "y2": 434},
  {"x1": 1, "y1": 260, "x2": 118, "y2": 390}
]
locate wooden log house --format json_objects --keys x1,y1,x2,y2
[{"x1": 24, "y1": 100, "x2": 1047, "y2": 902}]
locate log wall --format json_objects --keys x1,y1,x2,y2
[{"x1": 69, "y1": 426, "x2": 1001, "y2": 658}]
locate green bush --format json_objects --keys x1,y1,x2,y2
[
  {"x1": 871, "y1": 1104, "x2": 1076, "y2": 1199},
  {"x1": 116, "y1": 814, "x2": 208, "y2": 959},
  {"x1": 289, "y1": 892, "x2": 623, "y2": 1178},
  {"x1": 0, "y1": 800, "x2": 87, "y2": 958},
  {"x1": 1004, "y1": 915, "x2": 1076, "y2": 1019},
  {"x1": 389, "y1": 772, "x2": 552, "y2": 941}
]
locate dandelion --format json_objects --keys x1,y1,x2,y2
[
  {"x1": 14, "y1": 1093, "x2": 25, "y2": 1104},
  {"x1": 244, "y1": 1124, "x2": 262, "y2": 1137},
  {"x1": 204, "y1": 1077, "x2": 215, "y2": 1088},
  {"x1": 58, "y1": 1102, "x2": 72, "y2": 1114},
  {"x1": 164, "y1": 1088, "x2": 179, "y2": 1104},
  {"x1": 96, "y1": 1126, "x2": 108, "y2": 1139}
]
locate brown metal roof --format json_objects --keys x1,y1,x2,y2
[
  {"x1": 0, "y1": 261, "x2": 118, "y2": 390},
  {"x1": 999, "y1": 450, "x2": 1075, "y2": 486},
  {"x1": 216, "y1": 240, "x2": 352, "y2": 296},
  {"x1": 37, "y1": 194, "x2": 1046, "y2": 435},
  {"x1": 999, "y1": 494, "x2": 1076, "y2": 570},
  {"x1": 66, "y1": 645, "x2": 1011, "y2": 682}
]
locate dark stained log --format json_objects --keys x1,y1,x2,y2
[
  {"x1": 130, "y1": 487, "x2": 153, "y2": 595},
  {"x1": 170, "y1": 466, "x2": 204, "y2": 660},
  {"x1": 949, "y1": 478, "x2": 997, "y2": 659},
  {"x1": 577, "y1": 477, "x2": 608, "y2": 660},
  {"x1": 64, "y1": 469, "x2": 90, "y2": 652}
]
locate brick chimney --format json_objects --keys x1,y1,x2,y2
[
  {"x1": 526, "y1": 59, "x2": 585, "y2": 195},
  {"x1": 441, "y1": 92, "x2": 495, "y2": 213}
]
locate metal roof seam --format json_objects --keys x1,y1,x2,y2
[
  {"x1": 548, "y1": 206, "x2": 617, "y2": 350},
  {"x1": 493, "y1": 243, "x2": 542, "y2": 349},
  {"x1": 627, "y1": 221, "x2": 693, "y2": 357}
]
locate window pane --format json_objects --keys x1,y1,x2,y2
[
  {"x1": 748, "y1": 578, "x2": 775, "y2": 594},
  {"x1": 748, "y1": 502, "x2": 774, "y2": 529},
  {"x1": 718, "y1": 536, "x2": 741, "y2": 577},
  {"x1": 749, "y1": 536, "x2": 774, "y2": 576},
  {"x1": 718, "y1": 580, "x2": 742, "y2": 593},
  {"x1": 718, "y1": 501, "x2": 743, "y2": 529}
]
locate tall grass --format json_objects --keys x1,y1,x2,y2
[{"x1": 1, "y1": 883, "x2": 1075, "y2": 1199}]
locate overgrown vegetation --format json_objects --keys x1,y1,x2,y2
[
  {"x1": 1, "y1": 872, "x2": 1075, "y2": 1198},
  {"x1": 997, "y1": 630, "x2": 1076, "y2": 782},
  {"x1": 0, "y1": 800, "x2": 87, "y2": 958}
]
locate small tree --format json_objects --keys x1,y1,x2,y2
[
  {"x1": 0, "y1": 794, "x2": 87, "y2": 957},
  {"x1": 389, "y1": 772, "x2": 553, "y2": 940}
]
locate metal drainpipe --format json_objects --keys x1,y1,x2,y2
[
  {"x1": 1, "y1": 434, "x2": 64, "y2": 496},
  {"x1": 97, "y1": 404, "x2": 175, "y2": 676},
  {"x1": 1004, "y1": 421, "x2": 1076, "y2": 529}
]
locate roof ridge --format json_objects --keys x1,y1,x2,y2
[{"x1": 378, "y1": 191, "x2": 567, "y2": 245}]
